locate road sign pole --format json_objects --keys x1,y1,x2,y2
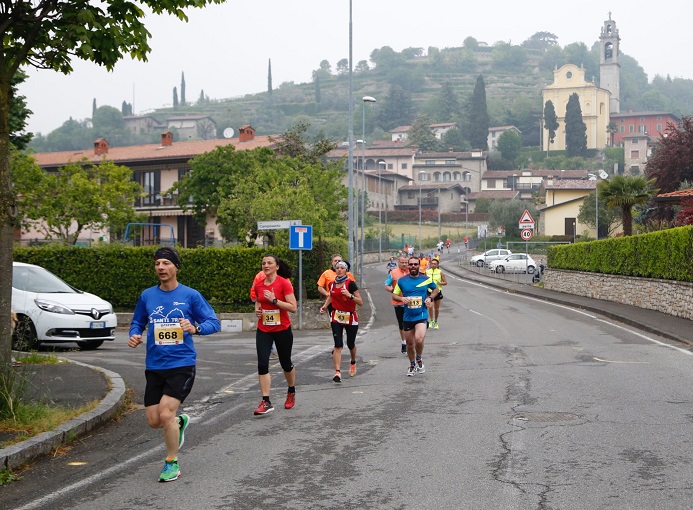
[{"x1": 298, "y1": 250, "x2": 303, "y2": 330}]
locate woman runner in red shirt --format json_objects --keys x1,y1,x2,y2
[
  {"x1": 253, "y1": 254, "x2": 297, "y2": 415},
  {"x1": 319, "y1": 261, "x2": 363, "y2": 382}
]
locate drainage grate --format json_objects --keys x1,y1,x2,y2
[{"x1": 513, "y1": 412, "x2": 581, "y2": 422}]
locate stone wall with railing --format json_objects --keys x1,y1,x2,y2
[{"x1": 543, "y1": 269, "x2": 693, "y2": 320}]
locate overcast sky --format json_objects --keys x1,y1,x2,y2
[{"x1": 18, "y1": 0, "x2": 693, "y2": 135}]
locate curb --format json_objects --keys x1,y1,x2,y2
[{"x1": 0, "y1": 360, "x2": 126, "y2": 471}]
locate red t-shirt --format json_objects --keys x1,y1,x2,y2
[
  {"x1": 255, "y1": 276, "x2": 294, "y2": 332},
  {"x1": 329, "y1": 280, "x2": 359, "y2": 325}
]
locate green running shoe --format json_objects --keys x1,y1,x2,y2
[
  {"x1": 178, "y1": 414, "x2": 190, "y2": 449},
  {"x1": 159, "y1": 459, "x2": 180, "y2": 482}
]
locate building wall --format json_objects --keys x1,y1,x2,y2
[
  {"x1": 612, "y1": 113, "x2": 678, "y2": 146},
  {"x1": 542, "y1": 64, "x2": 611, "y2": 151}
]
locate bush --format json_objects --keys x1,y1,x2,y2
[
  {"x1": 13, "y1": 239, "x2": 348, "y2": 312},
  {"x1": 547, "y1": 225, "x2": 693, "y2": 282}
]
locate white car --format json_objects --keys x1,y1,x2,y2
[
  {"x1": 469, "y1": 249, "x2": 512, "y2": 267},
  {"x1": 488, "y1": 254, "x2": 537, "y2": 274},
  {"x1": 11, "y1": 262, "x2": 117, "y2": 351}
]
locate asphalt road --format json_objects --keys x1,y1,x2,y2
[{"x1": 3, "y1": 261, "x2": 693, "y2": 510}]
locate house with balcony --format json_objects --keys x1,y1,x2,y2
[
  {"x1": 30, "y1": 126, "x2": 278, "y2": 247},
  {"x1": 540, "y1": 179, "x2": 598, "y2": 238}
]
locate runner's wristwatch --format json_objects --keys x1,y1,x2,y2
[{"x1": 195, "y1": 325, "x2": 201, "y2": 334}]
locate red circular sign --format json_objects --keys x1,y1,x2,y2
[{"x1": 521, "y1": 229, "x2": 533, "y2": 240}]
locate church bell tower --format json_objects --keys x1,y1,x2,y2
[{"x1": 599, "y1": 12, "x2": 620, "y2": 113}]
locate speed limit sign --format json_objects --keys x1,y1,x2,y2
[{"x1": 521, "y1": 228, "x2": 533, "y2": 240}]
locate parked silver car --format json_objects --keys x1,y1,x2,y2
[
  {"x1": 469, "y1": 249, "x2": 512, "y2": 267},
  {"x1": 488, "y1": 253, "x2": 537, "y2": 274},
  {"x1": 11, "y1": 262, "x2": 117, "y2": 351}
]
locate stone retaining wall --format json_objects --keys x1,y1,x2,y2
[{"x1": 543, "y1": 269, "x2": 693, "y2": 320}]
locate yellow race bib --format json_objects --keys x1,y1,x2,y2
[
  {"x1": 408, "y1": 297, "x2": 423, "y2": 309},
  {"x1": 333, "y1": 310, "x2": 351, "y2": 324},
  {"x1": 263, "y1": 309, "x2": 281, "y2": 326}
]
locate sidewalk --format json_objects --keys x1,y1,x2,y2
[{"x1": 0, "y1": 360, "x2": 125, "y2": 470}]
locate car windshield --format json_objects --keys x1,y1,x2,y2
[{"x1": 13, "y1": 266, "x2": 78, "y2": 293}]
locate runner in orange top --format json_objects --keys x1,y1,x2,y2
[{"x1": 317, "y1": 253, "x2": 355, "y2": 303}]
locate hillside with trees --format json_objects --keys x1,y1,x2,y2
[{"x1": 29, "y1": 32, "x2": 693, "y2": 153}]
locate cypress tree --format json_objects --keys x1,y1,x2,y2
[
  {"x1": 468, "y1": 75, "x2": 489, "y2": 150},
  {"x1": 565, "y1": 93, "x2": 587, "y2": 156},
  {"x1": 268, "y1": 59, "x2": 273, "y2": 96},
  {"x1": 543, "y1": 100, "x2": 559, "y2": 154},
  {"x1": 92, "y1": 98, "x2": 97, "y2": 118},
  {"x1": 173, "y1": 86, "x2": 179, "y2": 109},
  {"x1": 180, "y1": 72, "x2": 186, "y2": 106}
]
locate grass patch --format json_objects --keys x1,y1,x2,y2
[
  {"x1": 0, "y1": 400, "x2": 99, "y2": 448},
  {"x1": 14, "y1": 351, "x2": 61, "y2": 365},
  {"x1": 0, "y1": 468, "x2": 22, "y2": 485}
]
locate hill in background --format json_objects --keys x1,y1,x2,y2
[{"x1": 30, "y1": 33, "x2": 693, "y2": 153}]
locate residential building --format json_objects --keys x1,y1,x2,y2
[
  {"x1": 540, "y1": 179, "x2": 597, "y2": 238},
  {"x1": 30, "y1": 127, "x2": 278, "y2": 247},
  {"x1": 123, "y1": 115, "x2": 164, "y2": 136},
  {"x1": 487, "y1": 126, "x2": 521, "y2": 149},
  {"x1": 395, "y1": 182, "x2": 466, "y2": 214},
  {"x1": 390, "y1": 126, "x2": 411, "y2": 142},
  {"x1": 622, "y1": 134, "x2": 652, "y2": 175},
  {"x1": 429, "y1": 122, "x2": 457, "y2": 140},
  {"x1": 166, "y1": 115, "x2": 217, "y2": 140},
  {"x1": 413, "y1": 150, "x2": 487, "y2": 199},
  {"x1": 611, "y1": 111, "x2": 679, "y2": 146}
]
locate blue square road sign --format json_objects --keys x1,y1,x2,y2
[{"x1": 289, "y1": 225, "x2": 313, "y2": 250}]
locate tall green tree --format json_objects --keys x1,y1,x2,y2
[
  {"x1": 646, "y1": 116, "x2": 693, "y2": 221},
  {"x1": 436, "y1": 81, "x2": 460, "y2": 123},
  {"x1": 496, "y1": 130, "x2": 522, "y2": 164},
  {"x1": 13, "y1": 159, "x2": 143, "y2": 245},
  {"x1": 564, "y1": 93, "x2": 587, "y2": 157},
  {"x1": 180, "y1": 71, "x2": 186, "y2": 106},
  {"x1": 543, "y1": 100, "x2": 559, "y2": 154},
  {"x1": 408, "y1": 114, "x2": 439, "y2": 152},
  {"x1": 468, "y1": 75, "x2": 489, "y2": 150},
  {"x1": 0, "y1": 0, "x2": 226, "y2": 367},
  {"x1": 377, "y1": 84, "x2": 413, "y2": 131},
  {"x1": 173, "y1": 86, "x2": 179, "y2": 109},
  {"x1": 598, "y1": 175, "x2": 658, "y2": 236},
  {"x1": 9, "y1": 71, "x2": 32, "y2": 150}
]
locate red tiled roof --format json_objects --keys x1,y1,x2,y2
[
  {"x1": 33, "y1": 136, "x2": 280, "y2": 168},
  {"x1": 657, "y1": 189, "x2": 693, "y2": 198},
  {"x1": 390, "y1": 125, "x2": 412, "y2": 132}
]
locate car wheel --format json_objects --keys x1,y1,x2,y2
[
  {"x1": 476, "y1": 260, "x2": 484, "y2": 267},
  {"x1": 495, "y1": 266, "x2": 504, "y2": 273},
  {"x1": 12, "y1": 315, "x2": 40, "y2": 351},
  {"x1": 77, "y1": 340, "x2": 104, "y2": 350},
  {"x1": 527, "y1": 266, "x2": 535, "y2": 274}
]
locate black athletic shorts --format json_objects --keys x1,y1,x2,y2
[
  {"x1": 433, "y1": 291, "x2": 443, "y2": 301},
  {"x1": 402, "y1": 319, "x2": 429, "y2": 332},
  {"x1": 144, "y1": 365, "x2": 196, "y2": 407}
]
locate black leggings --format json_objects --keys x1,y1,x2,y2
[
  {"x1": 330, "y1": 322, "x2": 358, "y2": 350},
  {"x1": 256, "y1": 327, "x2": 294, "y2": 375}
]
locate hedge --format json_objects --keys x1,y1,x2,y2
[
  {"x1": 546, "y1": 225, "x2": 693, "y2": 282},
  {"x1": 13, "y1": 238, "x2": 348, "y2": 312}
]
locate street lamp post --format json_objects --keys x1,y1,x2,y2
[
  {"x1": 378, "y1": 161, "x2": 386, "y2": 262},
  {"x1": 573, "y1": 221, "x2": 576, "y2": 244},
  {"x1": 346, "y1": 0, "x2": 354, "y2": 264},
  {"x1": 360, "y1": 96, "x2": 376, "y2": 283},
  {"x1": 418, "y1": 171, "x2": 426, "y2": 252},
  {"x1": 437, "y1": 187, "x2": 441, "y2": 242},
  {"x1": 512, "y1": 173, "x2": 517, "y2": 198}
]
